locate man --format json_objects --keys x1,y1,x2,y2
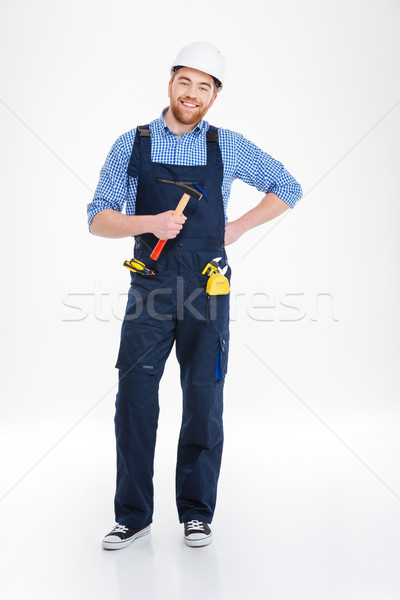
[{"x1": 87, "y1": 41, "x2": 302, "y2": 549}]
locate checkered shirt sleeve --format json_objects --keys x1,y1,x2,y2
[
  {"x1": 87, "y1": 131, "x2": 137, "y2": 230},
  {"x1": 233, "y1": 133, "x2": 302, "y2": 207}
]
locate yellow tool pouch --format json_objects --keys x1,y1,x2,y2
[{"x1": 205, "y1": 272, "x2": 230, "y2": 295}]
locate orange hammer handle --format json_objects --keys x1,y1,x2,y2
[
  {"x1": 150, "y1": 193, "x2": 191, "y2": 261},
  {"x1": 150, "y1": 239, "x2": 168, "y2": 260}
]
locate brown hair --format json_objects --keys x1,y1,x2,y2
[{"x1": 170, "y1": 66, "x2": 221, "y2": 94}]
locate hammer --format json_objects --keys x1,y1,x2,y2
[{"x1": 150, "y1": 183, "x2": 203, "y2": 260}]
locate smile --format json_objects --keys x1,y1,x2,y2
[{"x1": 181, "y1": 101, "x2": 199, "y2": 109}]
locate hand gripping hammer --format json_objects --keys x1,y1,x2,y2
[{"x1": 150, "y1": 183, "x2": 204, "y2": 260}]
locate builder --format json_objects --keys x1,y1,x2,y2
[{"x1": 87, "y1": 41, "x2": 302, "y2": 549}]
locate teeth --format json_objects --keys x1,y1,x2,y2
[{"x1": 182, "y1": 102, "x2": 197, "y2": 107}]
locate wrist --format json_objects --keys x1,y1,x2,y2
[
  {"x1": 129, "y1": 214, "x2": 154, "y2": 236},
  {"x1": 234, "y1": 217, "x2": 248, "y2": 237},
  {"x1": 141, "y1": 214, "x2": 155, "y2": 236}
]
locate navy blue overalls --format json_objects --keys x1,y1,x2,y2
[{"x1": 114, "y1": 124, "x2": 230, "y2": 528}]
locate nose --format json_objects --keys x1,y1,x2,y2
[
  {"x1": 185, "y1": 90, "x2": 198, "y2": 101},
  {"x1": 184, "y1": 83, "x2": 197, "y2": 98}
]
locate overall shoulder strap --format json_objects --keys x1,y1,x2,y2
[
  {"x1": 205, "y1": 125, "x2": 222, "y2": 168},
  {"x1": 206, "y1": 125, "x2": 219, "y2": 142},
  {"x1": 137, "y1": 125, "x2": 151, "y2": 137},
  {"x1": 127, "y1": 125, "x2": 150, "y2": 177}
]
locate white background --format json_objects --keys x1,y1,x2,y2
[{"x1": 1, "y1": 0, "x2": 400, "y2": 598}]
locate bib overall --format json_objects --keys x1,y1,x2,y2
[{"x1": 114, "y1": 125, "x2": 231, "y2": 528}]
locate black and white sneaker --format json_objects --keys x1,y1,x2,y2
[
  {"x1": 183, "y1": 520, "x2": 213, "y2": 547},
  {"x1": 102, "y1": 523, "x2": 151, "y2": 550}
]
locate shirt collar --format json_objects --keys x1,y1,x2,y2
[{"x1": 155, "y1": 107, "x2": 208, "y2": 136}]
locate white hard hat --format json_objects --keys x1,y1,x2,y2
[{"x1": 171, "y1": 41, "x2": 226, "y2": 88}]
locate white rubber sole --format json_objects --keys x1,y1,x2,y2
[
  {"x1": 102, "y1": 525, "x2": 151, "y2": 550},
  {"x1": 184, "y1": 532, "x2": 213, "y2": 548}
]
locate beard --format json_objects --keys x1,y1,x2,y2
[{"x1": 169, "y1": 96, "x2": 211, "y2": 126}]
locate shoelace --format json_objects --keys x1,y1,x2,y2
[
  {"x1": 186, "y1": 520, "x2": 205, "y2": 532},
  {"x1": 113, "y1": 524, "x2": 129, "y2": 533}
]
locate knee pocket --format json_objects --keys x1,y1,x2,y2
[{"x1": 115, "y1": 323, "x2": 162, "y2": 374}]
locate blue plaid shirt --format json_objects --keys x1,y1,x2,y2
[{"x1": 87, "y1": 109, "x2": 302, "y2": 229}]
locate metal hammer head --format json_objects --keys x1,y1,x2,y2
[{"x1": 175, "y1": 182, "x2": 203, "y2": 201}]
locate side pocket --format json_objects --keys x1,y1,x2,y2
[
  {"x1": 115, "y1": 323, "x2": 161, "y2": 374},
  {"x1": 215, "y1": 329, "x2": 229, "y2": 379}
]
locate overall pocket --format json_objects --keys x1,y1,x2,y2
[
  {"x1": 115, "y1": 322, "x2": 162, "y2": 374},
  {"x1": 215, "y1": 329, "x2": 229, "y2": 379}
]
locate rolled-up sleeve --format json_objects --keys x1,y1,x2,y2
[
  {"x1": 235, "y1": 134, "x2": 302, "y2": 208},
  {"x1": 87, "y1": 135, "x2": 131, "y2": 230}
]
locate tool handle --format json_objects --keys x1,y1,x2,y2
[
  {"x1": 150, "y1": 239, "x2": 167, "y2": 260},
  {"x1": 173, "y1": 193, "x2": 191, "y2": 216},
  {"x1": 150, "y1": 193, "x2": 191, "y2": 261}
]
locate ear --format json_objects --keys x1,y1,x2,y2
[
  {"x1": 209, "y1": 93, "x2": 218, "y2": 108},
  {"x1": 168, "y1": 80, "x2": 172, "y2": 98}
]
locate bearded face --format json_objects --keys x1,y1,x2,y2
[{"x1": 168, "y1": 67, "x2": 217, "y2": 126}]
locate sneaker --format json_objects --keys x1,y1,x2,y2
[
  {"x1": 102, "y1": 523, "x2": 151, "y2": 550},
  {"x1": 183, "y1": 520, "x2": 213, "y2": 547}
]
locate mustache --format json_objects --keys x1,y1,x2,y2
[{"x1": 179, "y1": 97, "x2": 200, "y2": 106}]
